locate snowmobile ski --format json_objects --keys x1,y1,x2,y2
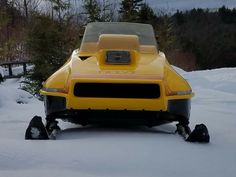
[
  {"x1": 176, "y1": 123, "x2": 210, "y2": 143},
  {"x1": 25, "y1": 116, "x2": 61, "y2": 140},
  {"x1": 25, "y1": 115, "x2": 210, "y2": 143}
]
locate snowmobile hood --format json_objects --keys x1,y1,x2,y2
[
  {"x1": 70, "y1": 27, "x2": 163, "y2": 80},
  {"x1": 69, "y1": 48, "x2": 165, "y2": 81},
  {"x1": 41, "y1": 22, "x2": 193, "y2": 100}
]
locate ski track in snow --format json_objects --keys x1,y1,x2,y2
[{"x1": 0, "y1": 67, "x2": 236, "y2": 177}]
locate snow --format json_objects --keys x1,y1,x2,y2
[
  {"x1": 0, "y1": 66, "x2": 4, "y2": 77},
  {"x1": 1, "y1": 65, "x2": 33, "y2": 77},
  {"x1": 0, "y1": 67, "x2": 236, "y2": 177}
]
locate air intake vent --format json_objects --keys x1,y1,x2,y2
[
  {"x1": 106, "y1": 51, "x2": 131, "y2": 64},
  {"x1": 74, "y1": 83, "x2": 160, "y2": 98}
]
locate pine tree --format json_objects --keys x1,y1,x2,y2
[
  {"x1": 82, "y1": 0, "x2": 101, "y2": 22},
  {"x1": 155, "y1": 16, "x2": 176, "y2": 52},
  {"x1": 137, "y1": 3, "x2": 156, "y2": 24},
  {"x1": 119, "y1": 0, "x2": 144, "y2": 22},
  {"x1": 82, "y1": 0, "x2": 113, "y2": 23},
  {"x1": 25, "y1": 15, "x2": 73, "y2": 94}
]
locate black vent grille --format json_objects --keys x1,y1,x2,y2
[
  {"x1": 106, "y1": 51, "x2": 131, "y2": 64},
  {"x1": 74, "y1": 83, "x2": 160, "y2": 98}
]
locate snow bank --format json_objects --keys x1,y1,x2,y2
[{"x1": 0, "y1": 66, "x2": 4, "y2": 77}]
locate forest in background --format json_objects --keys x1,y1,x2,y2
[{"x1": 0, "y1": 0, "x2": 236, "y2": 93}]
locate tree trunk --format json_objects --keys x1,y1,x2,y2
[{"x1": 24, "y1": 0, "x2": 28, "y2": 22}]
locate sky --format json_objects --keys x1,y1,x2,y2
[
  {"x1": 146, "y1": 0, "x2": 236, "y2": 11},
  {"x1": 38, "y1": 0, "x2": 236, "y2": 18}
]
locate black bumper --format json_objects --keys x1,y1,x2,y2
[{"x1": 44, "y1": 96, "x2": 191, "y2": 126}]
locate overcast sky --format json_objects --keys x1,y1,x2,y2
[
  {"x1": 146, "y1": 0, "x2": 236, "y2": 11},
  {"x1": 42, "y1": 0, "x2": 236, "y2": 15}
]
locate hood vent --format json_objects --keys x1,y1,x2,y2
[{"x1": 106, "y1": 51, "x2": 131, "y2": 65}]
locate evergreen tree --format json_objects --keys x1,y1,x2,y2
[
  {"x1": 137, "y1": 3, "x2": 156, "y2": 24},
  {"x1": 156, "y1": 16, "x2": 176, "y2": 52},
  {"x1": 219, "y1": 6, "x2": 236, "y2": 24},
  {"x1": 82, "y1": 0, "x2": 113, "y2": 23},
  {"x1": 25, "y1": 15, "x2": 75, "y2": 94},
  {"x1": 119, "y1": 0, "x2": 144, "y2": 22},
  {"x1": 82, "y1": 0, "x2": 101, "y2": 22},
  {"x1": 173, "y1": 10, "x2": 185, "y2": 25}
]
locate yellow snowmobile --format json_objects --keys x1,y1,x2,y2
[{"x1": 25, "y1": 22, "x2": 209, "y2": 142}]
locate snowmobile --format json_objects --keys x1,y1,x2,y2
[{"x1": 25, "y1": 22, "x2": 210, "y2": 142}]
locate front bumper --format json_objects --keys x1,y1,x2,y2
[{"x1": 44, "y1": 95, "x2": 191, "y2": 126}]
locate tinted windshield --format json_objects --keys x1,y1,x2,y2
[{"x1": 82, "y1": 22, "x2": 157, "y2": 46}]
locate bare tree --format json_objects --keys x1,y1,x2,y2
[
  {"x1": 45, "y1": 0, "x2": 70, "y2": 21},
  {"x1": 10, "y1": 0, "x2": 42, "y2": 21}
]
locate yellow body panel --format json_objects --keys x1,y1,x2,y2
[{"x1": 40, "y1": 23, "x2": 193, "y2": 113}]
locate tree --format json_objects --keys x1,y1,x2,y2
[
  {"x1": 156, "y1": 15, "x2": 176, "y2": 52},
  {"x1": 82, "y1": 0, "x2": 114, "y2": 23},
  {"x1": 25, "y1": 14, "x2": 78, "y2": 94},
  {"x1": 173, "y1": 10, "x2": 185, "y2": 25},
  {"x1": 11, "y1": 0, "x2": 42, "y2": 23},
  {"x1": 172, "y1": 7, "x2": 236, "y2": 69},
  {"x1": 82, "y1": 0, "x2": 101, "y2": 22},
  {"x1": 219, "y1": 6, "x2": 236, "y2": 24},
  {"x1": 0, "y1": 8, "x2": 10, "y2": 31},
  {"x1": 100, "y1": 0, "x2": 114, "y2": 22},
  {"x1": 48, "y1": 0, "x2": 70, "y2": 21},
  {"x1": 119, "y1": 0, "x2": 144, "y2": 22},
  {"x1": 137, "y1": 3, "x2": 156, "y2": 24},
  {"x1": 0, "y1": 0, "x2": 26, "y2": 63}
]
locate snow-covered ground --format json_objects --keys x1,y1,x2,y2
[
  {"x1": 0, "y1": 65, "x2": 33, "y2": 77},
  {"x1": 0, "y1": 67, "x2": 236, "y2": 177},
  {"x1": 0, "y1": 66, "x2": 4, "y2": 78}
]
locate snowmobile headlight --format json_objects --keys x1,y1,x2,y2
[
  {"x1": 42, "y1": 87, "x2": 67, "y2": 93},
  {"x1": 176, "y1": 90, "x2": 192, "y2": 95}
]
